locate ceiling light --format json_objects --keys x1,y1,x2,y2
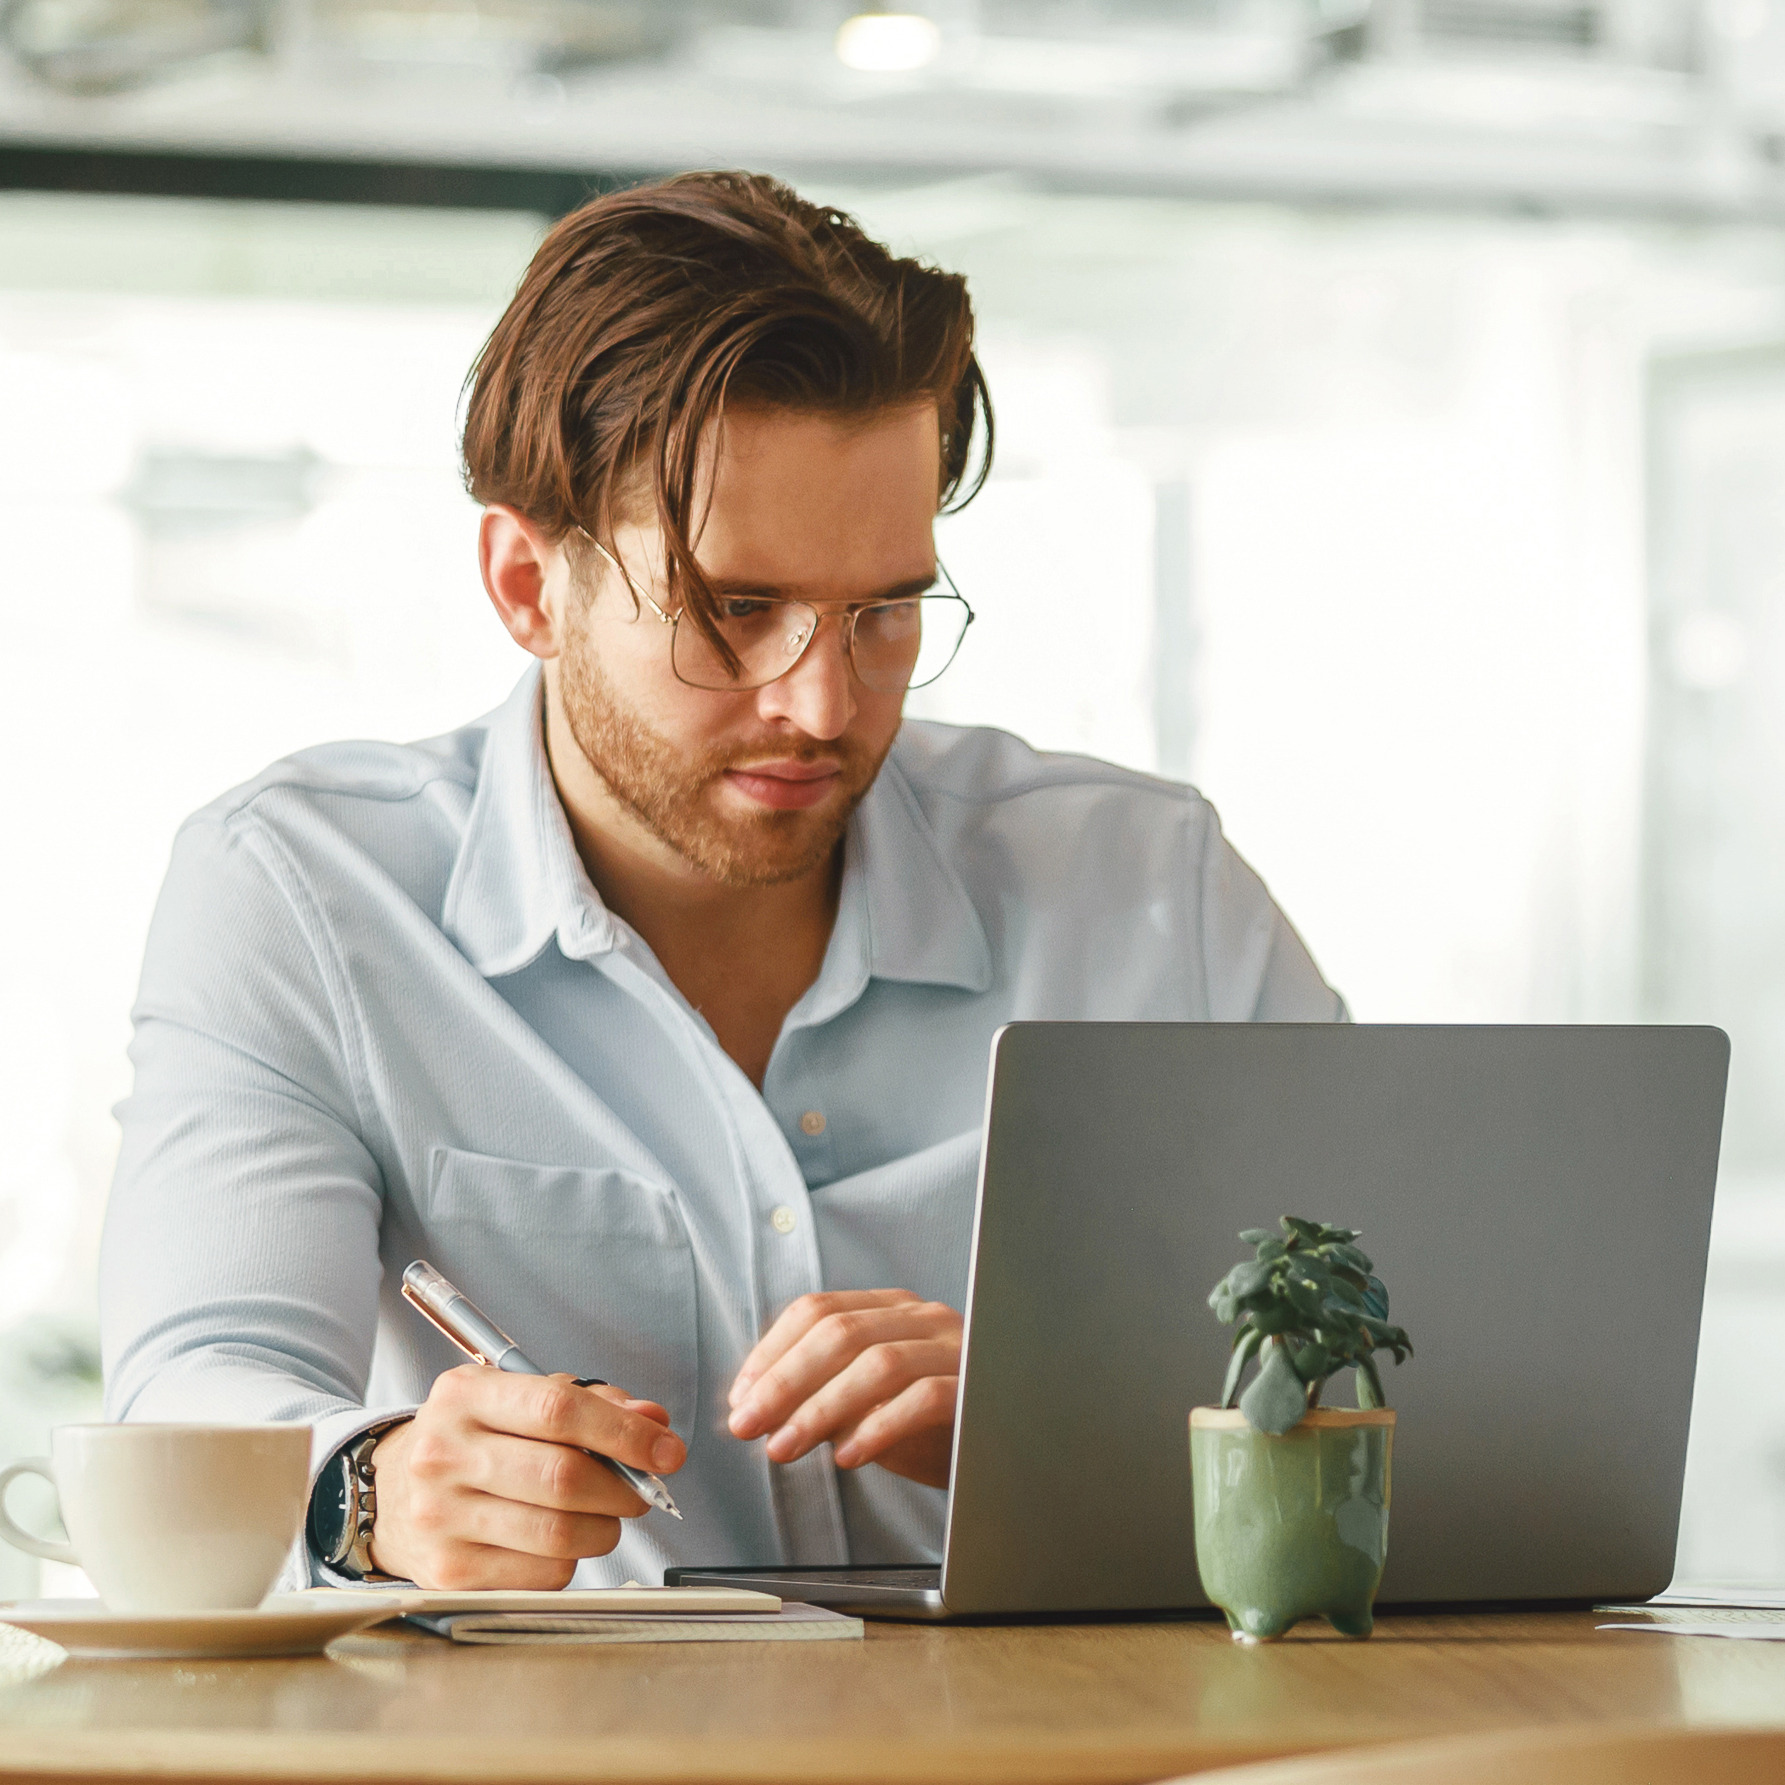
[{"x1": 835, "y1": 11, "x2": 940, "y2": 74}]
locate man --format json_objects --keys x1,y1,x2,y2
[{"x1": 101, "y1": 171, "x2": 1343, "y2": 1592}]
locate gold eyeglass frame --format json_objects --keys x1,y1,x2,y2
[{"x1": 574, "y1": 529, "x2": 975, "y2": 694}]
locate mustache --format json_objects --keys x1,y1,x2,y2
[{"x1": 707, "y1": 739, "x2": 870, "y2": 773}]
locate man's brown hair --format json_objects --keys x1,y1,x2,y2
[{"x1": 461, "y1": 170, "x2": 993, "y2": 655}]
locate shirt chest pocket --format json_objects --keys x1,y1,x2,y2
[{"x1": 421, "y1": 1146, "x2": 698, "y2": 1440}]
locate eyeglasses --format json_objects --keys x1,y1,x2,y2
[{"x1": 580, "y1": 534, "x2": 975, "y2": 695}]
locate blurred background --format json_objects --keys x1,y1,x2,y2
[{"x1": 2, "y1": 0, "x2": 1784, "y2": 1600}]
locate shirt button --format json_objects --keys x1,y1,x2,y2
[
  {"x1": 799, "y1": 1110, "x2": 826, "y2": 1137},
  {"x1": 770, "y1": 1206, "x2": 798, "y2": 1235}
]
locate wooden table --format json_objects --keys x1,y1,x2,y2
[{"x1": 1, "y1": 1611, "x2": 1781, "y2": 1785}]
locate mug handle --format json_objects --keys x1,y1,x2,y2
[{"x1": 0, "y1": 1459, "x2": 79, "y2": 1564}]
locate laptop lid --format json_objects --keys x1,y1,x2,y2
[{"x1": 940, "y1": 1022, "x2": 1729, "y2": 1616}]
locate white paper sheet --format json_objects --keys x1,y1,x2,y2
[{"x1": 1598, "y1": 1607, "x2": 1785, "y2": 1641}]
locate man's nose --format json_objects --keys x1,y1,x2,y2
[{"x1": 755, "y1": 612, "x2": 856, "y2": 739}]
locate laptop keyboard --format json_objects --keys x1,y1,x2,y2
[{"x1": 780, "y1": 1568, "x2": 941, "y2": 1590}]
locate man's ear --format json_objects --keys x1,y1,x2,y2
[{"x1": 480, "y1": 506, "x2": 568, "y2": 659}]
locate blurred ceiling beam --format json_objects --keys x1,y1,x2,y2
[{"x1": 4, "y1": 3, "x2": 1785, "y2": 222}]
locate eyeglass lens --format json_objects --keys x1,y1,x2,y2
[{"x1": 671, "y1": 594, "x2": 971, "y2": 693}]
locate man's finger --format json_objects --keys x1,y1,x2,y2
[
  {"x1": 455, "y1": 1489, "x2": 625, "y2": 1561},
  {"x1": 581, "y1": 1382, "x2": 671, "y2": 1425},
  {"x1": 383, "y1": 1538, "x2": 577, "y2": 1593},
  {"x1": 449, "y1": 1368, "x2": 687, "y2": 1474},
  {"x1": 615, "y1": 1396, "x2": 672, "y2": 1428},
  {"x1": 760, "y1": 1338, "x2": 961, "y2": 1462},
  {"x1": 731, "y1": 1290, "x2": 920, "y2": 1405},
  {"x1": 730, "y1": 1304, "x2": 957, "y2": 1438},
  {"x1": 468, "y1": 1432, "x2": 650, "y2": 1517},
  {"x1": 830, "y1": 1374, "x2": 960, "y2": 1470},
  {"x1": 585, "y1": 1385, "x2": 675, "y2": 1432}
]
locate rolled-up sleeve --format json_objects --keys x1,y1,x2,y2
[{"x1": 101, "y1": 809, "x2": 407, "y2": 1490}]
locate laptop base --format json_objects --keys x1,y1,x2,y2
[{"x1": 664, "y1": 1565, "x2": 949, "y2": 1620}]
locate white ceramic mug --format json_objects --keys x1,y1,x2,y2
[{"x1": 0, "y1": 1424, "x2": 311, "y2": 1614}]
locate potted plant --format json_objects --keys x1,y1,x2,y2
[{"x1": 1190, "y1": 1216, "x2": 1413, "y2": 1644}]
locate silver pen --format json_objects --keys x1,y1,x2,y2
[{"x1": 401, "y1": 1259, "x2": 682, "y2": 1520}]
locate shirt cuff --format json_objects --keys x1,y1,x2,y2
[{"x1": 287, "y1": 1405, "x2": 420, "y2": 1591}]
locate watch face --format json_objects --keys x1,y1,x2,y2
[{"x1": 307, "y1": 1455, "x2": 355, "y2": 1566}]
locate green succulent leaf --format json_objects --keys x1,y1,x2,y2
[
  {"x1": 1360, "y1": 1316, "x2": 1410, "y2": 1348},
  {"x1": 1221, "y1": 1326, "x2": 1264, "y2": 1409},
  {"x1": 1360, "y1": 1320, "x2": 1412, "y2": 1365},
  {"x1": 1356, "y1": 1356, "x2": 1387, "y2": 1409},
  {"x1": 1210, "y1": 1215, "x2": 1414, "y2": 1409},
  {"x1": 1240, "y1": 1339, "x2": 1311, "y2": 1435},
  {"x1": 1226, "y1": 1259, "x2": 1274, "y2": 1299},
  {"x1": 1287, "y1": 1278, "x2": 1325, "y2": 1320},
  {"x1": 1247, "y1": 1301, "x2": 1298, "y2": 1336}
]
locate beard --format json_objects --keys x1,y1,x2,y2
[{"x1": 556, "y1": 624, "x2": 891, "y2": 889}]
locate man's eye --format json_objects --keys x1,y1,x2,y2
[
  {"x1": 860, "y1": 600, "x2": 920, "y2": 631},
  {"x1": 719, "y1": 598, "x2": 774, "y2": 622}
]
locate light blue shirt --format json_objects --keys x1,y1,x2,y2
[{"x1": 101, "y1": 666, "x2": 1344, "y2": 1586}]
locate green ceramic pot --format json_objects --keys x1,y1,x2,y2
[{"x1": 1190, "y1": 1406, "x2": 1395, "y2": 1644}]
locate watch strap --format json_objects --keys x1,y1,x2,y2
[{"x1": 330, "y1": 1417, "x2": 409, "y2": 1582}]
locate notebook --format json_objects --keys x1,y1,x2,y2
[
  {"x1": 290, "y1": 1585, "x2": 782, "y2": 1616},
  {"x1": 1597, "y1": 1607, "x2": 1785, "y2": 1642},
  {"x1": 405, "y1": 1602, "x2": 863, "y2": 1644},
  {"x1": 288, "y1": 1584, "x2": 862, "y2": 1643}
]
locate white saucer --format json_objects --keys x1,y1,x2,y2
[{"x1": 0, "y1": 1592, "x2": 401, "y2": 1658}]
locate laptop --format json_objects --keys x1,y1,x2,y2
[{"x1": 669, "y1": 1022, "x2": 1729, "y2": 1619}]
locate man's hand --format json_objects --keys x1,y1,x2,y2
[
  {"x1": 726, "y1": 1290, "x2": 962, "y2": 1489},
  {"x1": 368, "y1": 1366, "x2": 686, "y2": 1588}
]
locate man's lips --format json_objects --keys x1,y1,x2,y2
[{"x1": 722, "y1": 759, "x2": 845, "y2": 812}]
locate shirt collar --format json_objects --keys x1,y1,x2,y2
[
  {"x1": 441, "y1": 666, "x2": 618, "y2": 978},
  {"x1": 770, "y1": 750, "x2": 994, "y2": 1034},
  {"x1": 848, "y1": 748, "x2": 993, "y2": 994},
  {"x1": 441, "y1": 666, "x2": 992, "y2": 998}
]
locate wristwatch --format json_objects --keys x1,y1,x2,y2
[{"x1": 307, "y1": 1418, "x2": 409, "y2": 1581}]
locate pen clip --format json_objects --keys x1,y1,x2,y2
[{"x1": 401, "y1": 1280, "x2": 499, "y2": 1367}]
